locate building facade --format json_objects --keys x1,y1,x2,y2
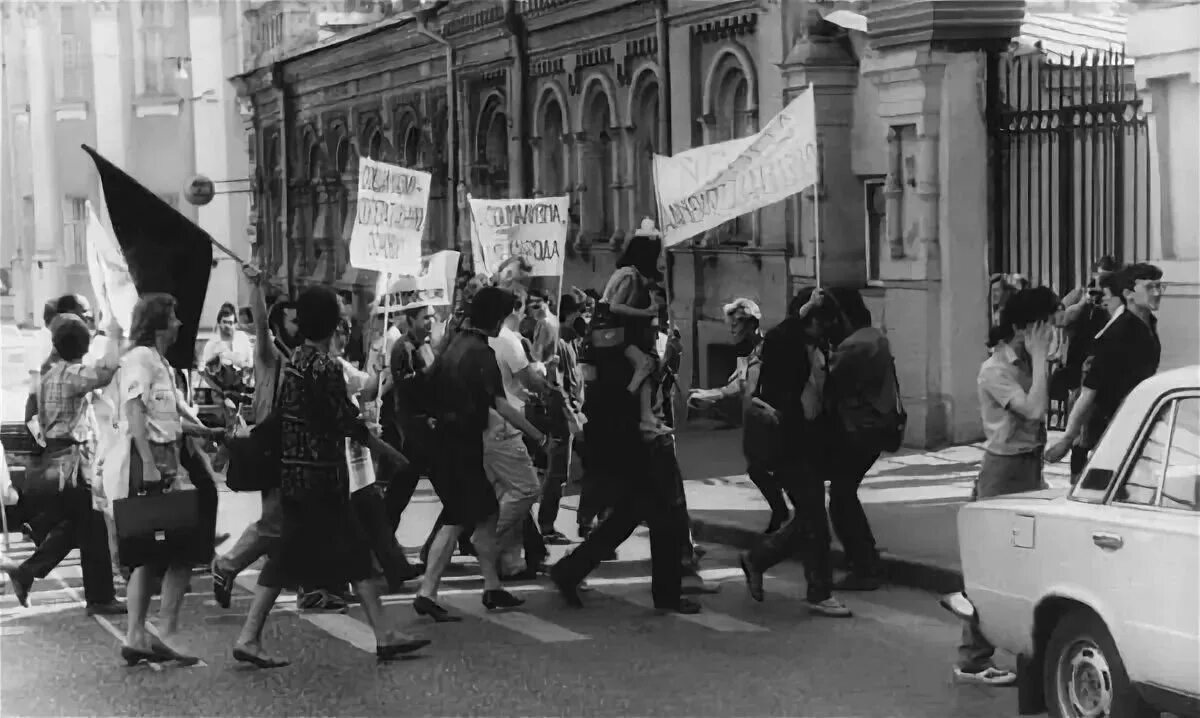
[
  {"x1": 235, "y1": 0, "x2": 1198, "y2": 448},
  {"x1": 0, "y1": 0, "x2": 252, "y2": 331}
]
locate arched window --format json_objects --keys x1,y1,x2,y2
[
  {"x1": 396, "y1": 114, "x2": 420, "y2": 169},
  {"x1": 539, "y1": 97, "x2": 565, "y2": 195},
  {"x1": 367, "y1": 128, "x2": 387, "y2": 161},
  {"x1": 476, "y1": 95, "x2": 509, "y2": 199},
  {"x1": 581, "y1": 86, "x2": 614, "y2": 239},
  {"x1": 630, "y1": 77, "x2": 659, "y2": 224},
  {"x1": 708, "y1": 54, "x2": 755, "y2": 244}
]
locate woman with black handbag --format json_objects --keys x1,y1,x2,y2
[{"x1": 108, "y1": 293, "x2": 212, "y2": 666}]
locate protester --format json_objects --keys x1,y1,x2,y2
[
  {"x1": 413, "y1": 286, "x2": 549, "y2": 622},
  {"x1": 212, "y1": 265, "x2": 324, "y2": 610},
  {"x1": 737, "y1": 287, "x2": 852, "y2": 618},
  {"x1": 687, "y1": 298, "x2": 788, "y2": 532},
  {"x1": 381, "y1": 303, "x2": 438, "y2": 534},
  {"x1": 600, "y1": 221, "x2": 669, "y2": 435},
  {"x1": 537, "y1": 294, "x2": 584, "y2": 544},
  {"x1": 230, "y1": 285, "x2": 428, "y2": 668},
  {"x1": 110, "y1": 293, "x2": 215, "y2": 666},
  {"x1": 2, "y1": 313, "x2": 125, "y2": 615},
  {"x1": 825, "y1": 287, "x2": 900, "y2": 590},
  {"x1": 954, "y1": 286, "x2": 1057, "y2": 685}
]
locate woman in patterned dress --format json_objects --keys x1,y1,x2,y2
[{"x1": 230, "y1": 285, "x2": 429, "y2": 668}]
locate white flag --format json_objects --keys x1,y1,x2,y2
[
  {"x1": 653, "y1": 87, "x2": 819, "y2": 246},
  {"x1": 85, "y1": 200, "x2": 138, "y2": 332}
]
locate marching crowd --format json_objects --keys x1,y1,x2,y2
[{"x1": 0, "y1": 217, "x2": 1168, "y2": 684}]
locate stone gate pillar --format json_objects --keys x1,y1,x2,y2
[{"x1": 862, "y1": 0, "x2": 1025, "y2": 447}]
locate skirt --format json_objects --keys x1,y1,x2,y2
[
  {"x1": 428, "y1": 430, "x2": 498, "y2": 528},
  {"x1": 258, "y1": 492, "x2": 374, "y2": 590}
]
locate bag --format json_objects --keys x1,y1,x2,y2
[
  {"x1": 224, "y1": 412, "x2": 282, "y2": 492},
  {"x1": 112, "y1": 441, "x2": 199, "y2": 567},
  {"x1": 588, "y1": 303, "x2": 625, "y2": 349},
  {"x1": 880, "y1": 359, "x2": 907, "y2": 453}
]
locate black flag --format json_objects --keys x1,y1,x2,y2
[{"x1": 82, "y1": 144, "x2": 213, "y2": 369}]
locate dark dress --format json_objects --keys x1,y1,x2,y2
[
  {"x1": 425, "y1": 328, "x2": 502, "y2": 528},
  {"x1": 258, "y1": 344, "x2": 373, "y2": 590}
]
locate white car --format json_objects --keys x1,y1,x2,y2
[{"x1": 953, "y1": 365, "x2": 1200, "y2": 718}]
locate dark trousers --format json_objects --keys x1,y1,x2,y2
[
  {"x1": 747, "y1": 461, "x2": 789, "y2": 521},
  {"x1": 15, "y1": 482, "x2": 115, "y2": 605},
  {"x1": 827, "y1": 440, "x2": 882, "y2": 575},
  {"x1": 180, "y1": 438, "x2": 219, "y2": 549},
  {"x1": 379, "y1": 422, "x2": 426, "y2": 533},
  {"x1": 537, "y1": 437, "x2": 572, "y2": 531},
  {"x1": 553, "y1": 438, "x2": 684, "y2": 607},
  {"x1": 746, "y1": 450, "x2": 833, "y2": 604}
]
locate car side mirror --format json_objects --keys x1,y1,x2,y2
[{"x1": 1079, "y1": 468, "x2": 1114, "y2": 492}]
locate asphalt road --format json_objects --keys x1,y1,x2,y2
[{"x1": 1, "y1": 528, "x2": 1021, "y2": 718}]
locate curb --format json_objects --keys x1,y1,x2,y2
[{"x1": 689, "y1": 517, "x2": 965, "y2": 596}]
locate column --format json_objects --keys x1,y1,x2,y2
[
  {"x1": 90, "y1": 2, "x2": 131, "y2": 169},
  {"x1": 188, "y1": 0, "x2": 234, "y2": 323},
  {"x1": 780, "y1": 20, "x2": 860, "y2": 282},
  {"x1": 25, "y1": 5, "x2": 62, "y2": 309}
]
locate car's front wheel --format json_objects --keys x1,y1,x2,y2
[{"x1": 1044, "y1": 610, "x2": 1156, "y2": 718}]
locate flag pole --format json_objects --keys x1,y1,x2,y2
[{"x1": 813, "y1": 143, "x2": 822, "y2": 288}]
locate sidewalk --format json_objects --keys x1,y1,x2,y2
[{"x1": 670, "y1": 427, "x2": 1071, "y2": 594}]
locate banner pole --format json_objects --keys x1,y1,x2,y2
[{"x1": 813, "y1": 145, "x2": 822, "y2": 288}]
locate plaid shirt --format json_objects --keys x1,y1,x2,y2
[{"x1": 39, "y1": 359, "x2": 119, "y2": 444}]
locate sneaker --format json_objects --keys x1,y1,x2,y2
[
  {"x1": 954, "y1": 666, "x2": 1018, "y2": 686},
  {"x1": 807, "y1": 596, "x2": 853, "y2": 617}
]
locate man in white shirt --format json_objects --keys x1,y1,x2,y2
[{"x1": 486, "y1": 287, "x2": 552, "y2": 576}]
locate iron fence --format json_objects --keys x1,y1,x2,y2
[{"x1": 988, "y1": 47, "x2": 1152, "y2": 293}]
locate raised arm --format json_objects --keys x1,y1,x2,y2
[{"x1": 245, "y1": 264, "x2": 276, "y2": 368}]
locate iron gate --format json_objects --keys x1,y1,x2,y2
[{"x1": 987, "y1": 48, "x2": 1153, "y2": 291}]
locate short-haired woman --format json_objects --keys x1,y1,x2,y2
[
  {"x1": 231, "y1": 285, "x2": 429, "y2": 668},
  {"x1": 109, "y1": 293, "x2": 211, "y2": 666}
]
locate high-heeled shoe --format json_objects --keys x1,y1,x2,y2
[
  {"x1": 376, "y1": 638, "x2": 431, "y2": 661},
  {"x1": 412, "y1": 595, "x2": 461, "y2": 623},
  {"x1": 150, "y1": 637, "x2": 200, "y2": 666},
  {"x1": 120, "y1": 645, "x2": 168, "y2": 667},
  {"x1": 481, "y1": 589, "x2": 524, "y2": 610}
]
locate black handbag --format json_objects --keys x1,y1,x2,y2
[
  {"x1": 112, "y1": 442, "x2": 199, "y2": 566},
  {"x1": 224, "y1": 411, "x2": 282, "y2": 492}
]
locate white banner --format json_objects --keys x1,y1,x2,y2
[
  {"x1": 85, "y1": 200, "x2": 138, "y2": 332},
  {"x1": 376, "y1": 250, "x2": 460, "y2": 312},
  {"x1": 468, "y1": 195, "x2": 569, "y2": 277},
  {"x1": 653, "y1": 87, "x2": 819, "y2": 247},
  {"x1": 349, "y1": 157, "x2": 431, "y2": 274}
]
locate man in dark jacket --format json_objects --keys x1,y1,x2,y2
[
  {"x1": 739, "y1": 287, "x2": 853, "y2": 617},
  {"x1": 824, "y1": 288, "x2": 900, "y2": 590}
]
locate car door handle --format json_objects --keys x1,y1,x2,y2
[{"x1": 1092, "y1": 532, "x2": 1124, "y2": 551}]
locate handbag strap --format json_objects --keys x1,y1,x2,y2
[{"x1": 890, "y1": 357, "x2": 905, "y2": 415}]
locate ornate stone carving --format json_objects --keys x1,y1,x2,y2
[{"x1": 690, "y1": 13, "x2": 758, "y2": 44}]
